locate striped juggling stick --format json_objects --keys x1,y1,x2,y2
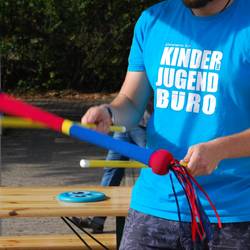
[
  {"x1": 0, "y1": 93, "x2": 172, "y2": 175},
  {"x1": 0, "y1": 93, "x2": 222, "y2": 242}
]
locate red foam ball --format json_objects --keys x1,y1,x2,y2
[{"x1": 148, "y1": 149, "x2": 174, "y2": 175}]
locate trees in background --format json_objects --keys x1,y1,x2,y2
[{"x1": 0, "y1": 0, "x2": 157, "y2": 92}]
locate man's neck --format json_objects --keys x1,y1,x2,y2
[{"x1": 192, "y1": 0, "x2": 233, "y2": 16}]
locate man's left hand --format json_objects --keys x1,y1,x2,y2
[{"x1": 180, "y1": 140, "x2": 224, "y2": 176}]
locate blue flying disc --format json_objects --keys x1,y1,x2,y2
[{"x1": 57, "y1": 190, "x2": 106, "y2": 203}]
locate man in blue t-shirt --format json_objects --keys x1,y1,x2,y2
[{"x1": 82, "y1": 0, "x2": 250, "y2": 249}]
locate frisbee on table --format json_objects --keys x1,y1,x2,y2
[{"x1": 57, "y1": 190, "x2": 106, "y2": 203}]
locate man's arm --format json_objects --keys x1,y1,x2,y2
[
  {"x1": 81, "y1": 71, "x2": 152, "y2": 133},
  {"x1": 182, "y1": 129, "x2": 250, "y2": 176}
]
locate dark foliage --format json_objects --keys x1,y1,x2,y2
[{"x1": 0, "y1": 0, "x2": 158, "y2": 92}]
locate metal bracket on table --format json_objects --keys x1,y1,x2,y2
[{"x1": 61, "y1": 216, "x2": 110, "y2": 250}]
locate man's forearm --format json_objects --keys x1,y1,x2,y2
[
  {"x1": 214, "y1": 129, "x2": 250, "y2": 160},
  {"x1": 107, "y1": 71, "x2": 151, "y2": 129},
  {"x1": 109, "y1": 93, "x2": 144, "y2": 128}
]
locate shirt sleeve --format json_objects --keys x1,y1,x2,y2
[{"x1": 127, "y1": 11, "x2": 148, "y2": 72}]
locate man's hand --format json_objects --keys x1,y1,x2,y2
[
  {"x1": 181, "y1": 140, "x2": 225, "y2": 176},
  {"x1": 81, "y1": 105, "x2": 112, "y2": 133}
]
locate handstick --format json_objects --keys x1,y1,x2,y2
[
  {"x1": 0, "y1": 93, "x2": 173, "y2": 175},
  {"x1": 80, "y1": 159, "x2": 187, "y2": 169},
  {"x1": 0, "y1": 116, "x2": 46, "y2": 129},
  {"x1": 0, "y1": 116, "x2": 126, "y2": 132},
  {"x1": 81, "y1": 123, "x2": 126, "y2": 133},
  {"x1": 80, "y1": 159, "x2": 147, "y2": 168}
]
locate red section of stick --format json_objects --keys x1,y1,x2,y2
[
  {"x1": 149, "y1": 149, "x2": 174, "y2": 175},
  {"x1": 0, "y1": 93, "x2": 64, "y2": 132}
]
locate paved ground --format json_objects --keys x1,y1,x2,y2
[{"x1": 0, "y1": 98, "x2": 139, "y2": 236}]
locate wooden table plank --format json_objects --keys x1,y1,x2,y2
[
  {"x1": 0, "y1": 234, "x2": 116, "y2": 250},
  {"x1": 0, "y1": 186, "x2": 131, "y2": 218}
]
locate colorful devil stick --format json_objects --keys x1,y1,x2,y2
[
  {"x1": 0, "y1": 93, "x2": 221, "y2": 242},
  {"x1": 0, "y1": 93, "x2": 171, "y2": 175},
  {"x1": 0, "y1": 116, "x2": 126, "y2": 132}
]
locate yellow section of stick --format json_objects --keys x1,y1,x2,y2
[
  {"x1": 81, "y1": 123, "x2": 126, "y2": 133},
  {"x1": 80, "y1": 159, "x2": 147, "y2": 168},
  {"x1": 61, "y1": 120, "x2": 73, "y2": 135},
  {"x1": 0, "y1": 116, "x2": 45, "y2": 129},
  {"x1": 180, "y1": 161, "x2": 188, "y2": 167}
]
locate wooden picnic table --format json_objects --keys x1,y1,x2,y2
[
  {"x1": 0, "y1": 186, "x2": 131, "y2": 218},
  {"x1": 0, "y1": 186, "x2": 132, "y2": 249}
]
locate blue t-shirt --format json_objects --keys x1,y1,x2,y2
[{"x1": 128, "y1": 0, "x2": 250, "y2": 223}]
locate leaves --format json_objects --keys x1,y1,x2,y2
[{"x1": 1, "y1": 0, "x2": 157, "y2": 92}]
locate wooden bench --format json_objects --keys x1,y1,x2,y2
[{"x1": 0, "y1": 233, "x2": 116, "y2": 249}]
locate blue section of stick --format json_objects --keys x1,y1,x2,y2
[{"x1": 70, "y1": 124, "x2": 153, "y2": 165}]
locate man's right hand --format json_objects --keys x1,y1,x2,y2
[{"x1": 81, "y1": 105, "x2": 112, "y2": 133}]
